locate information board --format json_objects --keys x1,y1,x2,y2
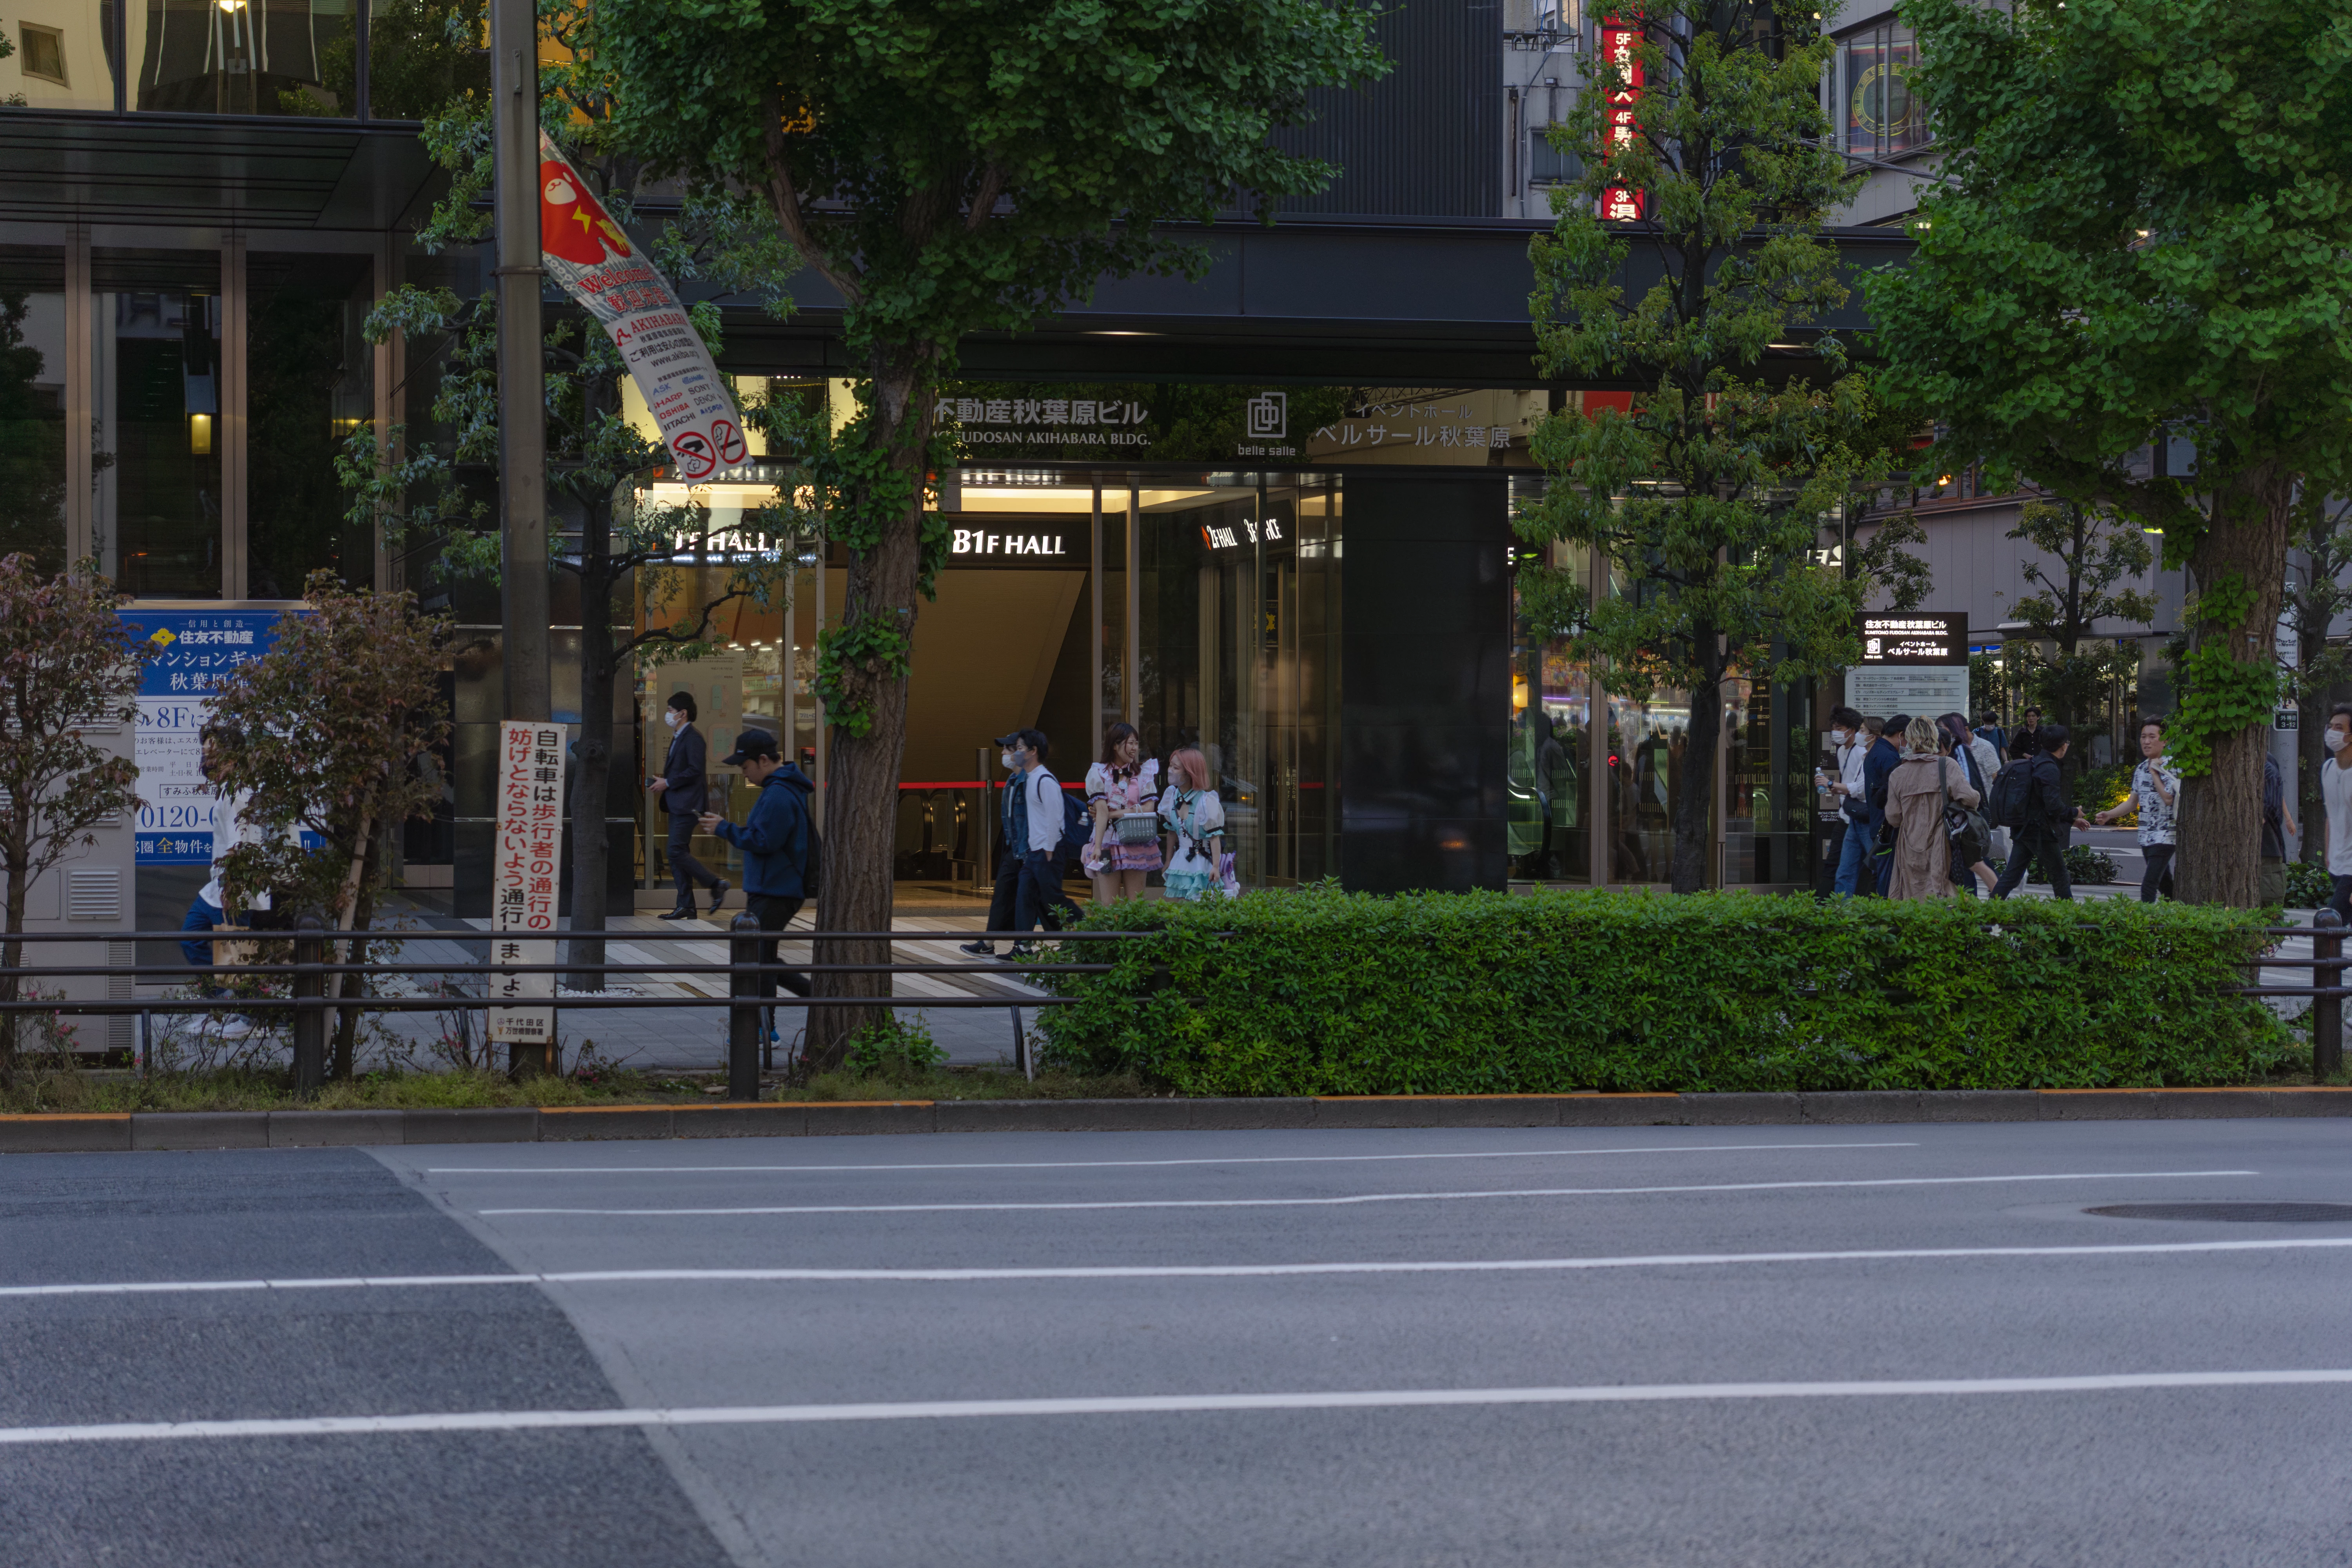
[
  {"x1": 489, "y1": 721, "x2": 567, "y2": 1045},
  {"x1": 124, "y1": 610, "x2": 287, "y2": 864}
]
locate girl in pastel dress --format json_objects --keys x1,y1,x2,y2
[
  {"x1": 1083, "y1": 722, "x2": 1162, "y2": 906},
  {"x1": 1159, "y1": 745, "x2": 1228, "y2": 902}
]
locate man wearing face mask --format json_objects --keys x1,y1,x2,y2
[
  {"x1": 1819, "y1": 706, "x2": 1872, "y2": 896},
  {"x1": 2322, "y1": 706, "x2": 2352, "y2": 924},
  {"x1": 962, "y1": 728, "x2": 1067, "y2": 959},
  {"x1": 649, "y1": 690, "x2": 729, "y2": 921}
]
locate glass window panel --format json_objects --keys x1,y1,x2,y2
[
  {"x1": 1722, "y1": 674, "x2": 1814, "y2": 887},
  {"x1": 366, "y1": 0, "x2": 487, "y2": 120},
  {"x1": 1509, "y1": 538, "x2": 1590, "y2": 884},
  {"x1": 1843, "y1": 23, "x2": 1926, "y2": 160},
  {"x1": 93, "y1": 248, "x2": 222, "y2": 599},
  {"x1": 0, "y1": 246, "x2": 69, "y2": 575},
  {"x1": 5, "y1": 4, "x2": 119, "y2": 110},
  {"x1": 132, "y1": 0, "x2": 357, "y2": 116},
  {"x1": 247, "y1": 250, "x2": 372, "y2": 597}
]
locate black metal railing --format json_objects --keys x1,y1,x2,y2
[{"x1": 0, "y1": 918, "x2": 1151, "y2": 1099}]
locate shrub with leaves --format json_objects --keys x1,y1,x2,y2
[
  {"x1": 1040, "y1": 887, "x2": 2288, "y2": 1095},
  {"x1": 204, "y1": 572, "x2": 451, "y2": 1078}
]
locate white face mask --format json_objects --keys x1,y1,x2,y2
[
  {"x1": 2330, "y1": 728, "x2": 2348, "y2": 753},
  {"x1": 665, "y1": 710, "x2": 684, "y2": 730},
  {"x1": 1001, "y1": 750, "x2": 1018, "y2": 770},
  {"x1": 1830, "y1": 729, "x2": 1849, "y2": 746}
]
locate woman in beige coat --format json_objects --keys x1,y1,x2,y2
[{"x1": 1882, "y1": 714, "x2": 1980, "y2": 900}]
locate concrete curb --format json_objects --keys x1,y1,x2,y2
[{"x1": 3, "y1": 1087, "x2": 2350, "y2": 1153}]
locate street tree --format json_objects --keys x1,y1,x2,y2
[
  {"x1": 1519, "y1": 0, "x2": 1925, "y2": 893},
  {"x1": 2000, "y1": 498, "x2": 2157, "y2": 753},
  {"x1": 0, "y1": 556, "x2": 147, "y2": 1086},
  {"x1": 2281, "y1": 501, "x2": 2352, "y2": 862},
  {"x1": 205, "y1": 572, "x2": 451, "y2": 1078},
  {"x1": 1865, "y1": 0, "x2": 2352, "y2": 906},
  {"x1": 343, "y1": 0, "x2": 798, "y2": 989},
  {"x1": 597, "y1": 0, "x2": 1388, "y2": 1064}
]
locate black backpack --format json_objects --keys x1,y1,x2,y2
[
  {"x1": 1988, "y1": 757, "x2": 2040, "y2": 829},
  {"x1": 1056, "y1": 785, "x2": 1091, "y2": 862}
]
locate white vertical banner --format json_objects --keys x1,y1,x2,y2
[
  {"x1": 536, "y1": 130, "x2": 746, "y2": 480},
  {"x1": 490, "y1": 720, "x2": 567, "y2": 1045}
]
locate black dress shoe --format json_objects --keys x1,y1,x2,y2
[
  {"x1": 710, "y1": 880, "x2": 730, "y2": 912},
  {"x1": 659, "y1": 906, "x2": 697, "y2": 921}
]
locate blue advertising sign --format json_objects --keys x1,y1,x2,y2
[{"x1": 123, "y1": 609, "x2": 293, "y2": 865}]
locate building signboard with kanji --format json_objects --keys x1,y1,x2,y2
[
  {"x1": 1847, "y1": 612, "x2": 1969, "y2": 720},
  {"x1": 489, "y1": 720, "x2": 567, "y2": 1045}
]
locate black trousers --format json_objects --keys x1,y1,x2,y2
[
  {"x1": 2140, "y1": 843, "x2": 2176, "y2": 903},
  {"x1": 1992, "y1": 829, "x2": 2072, "y2": 900},
  {"x1": 667, "y1": 811, "x2": 722, "y2": 906},
  {"x1": 746, "y1": 893, "x2": 811, "y2": 1000},
  {"x1": 984, "y1": 848, "x2": 1071, "y2": 937}
]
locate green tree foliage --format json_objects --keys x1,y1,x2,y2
[
  {"x1": 1518, "y1": 0, "x2": 1924, "y2": 894},
  {"x1": 205, "y1": 573, "x2": 451, "y2": 1080},
  {"x1": 2000, "y1": 497, "x2": 2157, "y2": 742},
  {"x1": 342, "y1": 0, "x2": 798, "y2": 987},
  {"x1": 0, "y1": 557, "x2": 148, "y2": 1086},
  {"x1": 596, "y1": 0, "x2": 1387, "y2": 1065},
  {"x1": 1865, "y1": 0, "x2": 2352, "y2": 906}
]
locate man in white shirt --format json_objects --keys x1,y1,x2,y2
[
  {"x1": 1822, "y1": 708, "x2": 1876, "y2": 895},
  {"x1": 2322, "y1": 706, "x2": 2352, "y2": 924},
  {"x1": 962, "y1": 728, "x2": 1073, "y2": 959}
]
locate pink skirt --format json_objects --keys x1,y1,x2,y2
[{"x1": 1087, "y1": 836, "x2": 1164, "y2": 874}]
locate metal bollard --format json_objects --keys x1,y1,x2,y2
[
  {"x1": 2315, "y1": 909, "x2": 2344, "y2": 1082},
  {"x1": 292, "y1": 913, "x2": 326, "y2": 1091},
  {"x1": 728, "y1": 912, "x2": 762, "y2": 1102}
]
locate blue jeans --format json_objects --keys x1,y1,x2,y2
[
  {"x1": 180, "y1": 896, "x2": 226, "y2": 995},
  {"x1": 1833, "y1": 813, "x2": 1873, "y2": 896}
]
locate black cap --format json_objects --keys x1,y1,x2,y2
[
  {"x1": 992, "y1": 733, "x2": 1024, "y2": 747},
  {"x1": 720, "y1": 730, "x2": 780, "y2": 767}
]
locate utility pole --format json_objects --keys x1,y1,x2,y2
[
  {"x1": 491, "y1": 0, "x2": 553, "y2": 1075},
  {"x1": 492, "y1": 0, "x2": 549, "y2": 727}
]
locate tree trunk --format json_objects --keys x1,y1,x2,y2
[
  {"x1": 804, "y1": 350, "x2": 933, "y2": 1073},
  {"x1": 2176, "y1": 483, "x2": 2292, "y2": 907},
  {"x1": 330, "y1": 825, "x2": 381, "y2": 1079},
  {"x1": 1670, "y1": 662, "x2": 1724, "y2": 895},
  {"x1": 1, "y1": 859, "x2": 25, "y2": 1087},
  {"x1": 569, "y1": 539, "x2": 616, "y2": 993}
]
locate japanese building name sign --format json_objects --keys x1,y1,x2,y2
[
  {"x1": 490, "y1": 720, "x2": 567, "y2": 1045},
  {"x1": 537, "y1": 131, "x2": 746, "y2": 481},
  {"x1": 1847, "y1": 612, "x2": 1969, "y2": 720}
]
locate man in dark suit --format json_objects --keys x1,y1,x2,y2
[{"x1": 648, "y1": 690, "x2": 729, "y2": 920}]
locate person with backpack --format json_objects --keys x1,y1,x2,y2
[
  {"x1": 1938, "y1": 713, "x2": 1999, "y2": 896},
  {"x1": 698, "y1": 730, "x2": 814, "y2": 1005},
  {"x1": 1882, "y1": 715, "x2": 1982, "y2": 899},
  {"x1": 962, "y1": 728, "x2": 1074, "y2": 959},
  {"x1": 1973, "y1": 710, "x2": 2008, "y2": 760},
  {"x1": 2095, "y1": 717, "x2": 2181, "y2": 902},
  {"x1": 1989, "y1": 723, "x2": 2093, "y2": 900}
]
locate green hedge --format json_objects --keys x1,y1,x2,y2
[{"x1": 1036, "y1": 887, "x2": 2294, "y2": 1096}]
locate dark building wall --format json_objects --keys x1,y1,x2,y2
[
  {"x1": 1338, "y1": 472, "x2": 1510, "y2": 892},
  {"x1": 1271, "y1": 2, "x2": 1503, "y2": 218}
]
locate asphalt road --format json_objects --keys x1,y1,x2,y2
[{"x1": 6, "y1": 1120, "x2": 2352, "y2": 1566}]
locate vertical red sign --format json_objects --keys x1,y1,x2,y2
[{"x1": 1599, "y1": 16, "x2": 1645, "y2": 221}]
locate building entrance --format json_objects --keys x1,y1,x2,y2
[{"x1": 634, "y1": 466, "x2": 1340, "y2": 913}]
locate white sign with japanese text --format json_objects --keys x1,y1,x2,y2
[
  {"x1": 489, "y1": 721, "x2": 566, "y2": 1045},
  {"x1": 537, "y1": 132, "x2": 745, "y2": 481}
]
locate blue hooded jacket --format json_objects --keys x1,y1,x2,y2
[{"x1": 713, "y1": 764, "x2": 815, "y2": 898}]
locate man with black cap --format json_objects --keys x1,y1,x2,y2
[
  {"x1": 698, "y1": 730, "x2": 813, "y2": 1007},
  {"x1": 1990, "y1": 722, "x2": 2093, "y2": 900},
  {"x1": 962, "y1": 728, "x2": 1068, "y2": 959}
]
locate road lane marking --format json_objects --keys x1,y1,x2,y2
[
  {"x1": 474, "y1": 1169, "x2": 2259, "y2": 1216},
  {"x1": 7, "y1": 1369, "x2": 2351, "y2": 1445},
  {"x1": 27, "y1": 1222, "x2": 2352, "y2": 1303},
  {"x1": 421, "y1": 1142, "x2": 1918, "y2": 1175}
]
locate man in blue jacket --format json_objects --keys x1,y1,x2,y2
[
  {"x1": 699, "y1": 730, "x2": 812, "y2": 1002},
  {"x1": 1861, "y1": 713, "x2": 1909, "y2": 897},
  {"x1": 651, "y1": 690, "x2": 728, "y2": 920}
]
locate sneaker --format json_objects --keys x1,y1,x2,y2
[
  {"x1": 958, "y1": 940, "x2": 995, "y2": 957},
  {"x1": 710, "y1": 880, "x2": 730, "y2": 912},
  {"x1": 1005, "y1": 942, "x2": 1037, "y2": 963},
  {"x1": 660, "y1": 906, "x2": 697, "y2": 921}
]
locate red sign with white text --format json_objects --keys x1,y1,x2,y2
[{"x1": 1599, "y1": 16, "x2": 1645, "y2": 221}]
